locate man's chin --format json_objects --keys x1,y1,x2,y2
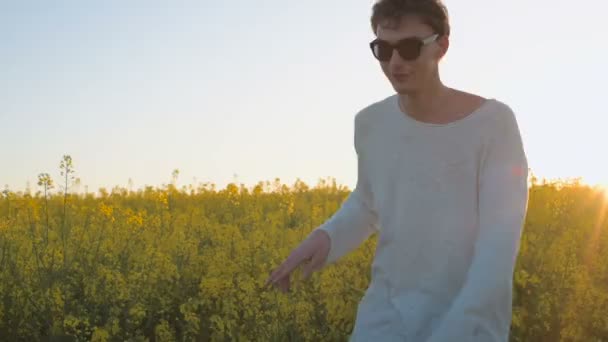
[{"x1": 392, "y1": 83, "x2": 417, "y2": 95}]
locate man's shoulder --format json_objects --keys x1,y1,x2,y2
[
  {"x1": 451, "y1": 88, "x2": 518, "y2": 129},
  {"x1": 476, "y1": 97, "x2": 525, "y2": 151},
  {"x1": 351, "y1": 94, "x2": 395, "y2": 150},
  {"x1": 354, "y1": 94, "x2": 396, "y2": 130},
  {"x1": 451, "y1": 89, "x2": 514, "y2": 120},
  {"x1": 482, "y1": 97, "x2": 519, "y2": 128}
]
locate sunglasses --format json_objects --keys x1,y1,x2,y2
[{"x1": 369, "y1": 33, "x2": 439, "y2": 62}]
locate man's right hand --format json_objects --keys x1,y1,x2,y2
[{"x1": 264, "y1": 228, "x2": 331, "y2": 293}]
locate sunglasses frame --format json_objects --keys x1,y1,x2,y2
[{"x1": 369, "y1": 33, "x2": 440, "y2": 62}]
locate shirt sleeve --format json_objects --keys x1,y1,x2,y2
[
  {"x1": 315, "y1": 111, "x2": 380, "y2": 265},
  {"x1": 426, "y1": 105, "x2": 530, "y2": 342}
]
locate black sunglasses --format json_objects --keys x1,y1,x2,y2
[{"x1": 369, "y1": 33, "x2": 439, "y2": 62}]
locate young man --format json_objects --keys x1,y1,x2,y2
[{"x1": 266, "y1": 0, "x2": 529, "y2": 341}]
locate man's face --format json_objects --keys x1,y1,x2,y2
[{"x1": 373, "y1": 15, "x2": 448, "y2": 94}]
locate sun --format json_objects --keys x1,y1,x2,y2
[
  {"x1": 586, "y1": 178, "x2": 608, "y2": 199},
  {"x1": 597, "y1": 183, "x2": 608, "y2": 199}
]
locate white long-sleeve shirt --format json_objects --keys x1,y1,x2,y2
[{"x1": 316, "y1": 93, "x2": 529, "y2": 342}]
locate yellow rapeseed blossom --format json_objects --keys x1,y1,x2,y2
[{"x1": 0, "y1": 178, "x2": 606, "y2": 340}]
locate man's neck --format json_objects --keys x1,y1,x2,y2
[{"x1": 399, "y1": 79, "x2": 453, "y2": 122}]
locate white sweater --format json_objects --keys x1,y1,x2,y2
[{"x1": 317, "y1": 94, "x2": 529, "y2": 342}]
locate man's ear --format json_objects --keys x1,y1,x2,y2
[{"x1": 437, "y1": 35, "x2": 450, "y2": 60}]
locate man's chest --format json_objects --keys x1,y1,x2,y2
[{"x1": 360, "y1": 124, "x2": 483, "y2": 212}]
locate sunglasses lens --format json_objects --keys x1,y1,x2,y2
[
  {"x1": 371, "y1": 39, "x2": 423, "y2": 61},
  {"x1": 371, "y1": 41, "x2": 393, "y2": 62},
  {"x1": 396, "y1": 39, "x2": 422, "y2": 60}
]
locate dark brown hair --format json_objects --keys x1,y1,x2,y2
[{"x1": 370, "y1": 0, "x2": 450, "y2": 37}]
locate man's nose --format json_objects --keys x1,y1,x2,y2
[{"x1": 388, "y1": 49, "x2": 407, "y2": 69}]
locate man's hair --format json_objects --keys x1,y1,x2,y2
[{"x1": 370, "y1": 0, "x2": 450, "y2": 37}]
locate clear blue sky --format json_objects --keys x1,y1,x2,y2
[{"x1": 1, "y1": 0, "x2": 606, "y2": 194}]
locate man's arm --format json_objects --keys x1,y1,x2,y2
[
  {"x1": 315, "y1": 111, "x2": 380, "y2": 265},
  {"x1": 427, "y1": 106, "x2": 529, "y2": 341}
]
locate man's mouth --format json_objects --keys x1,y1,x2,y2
[{"x1": 393, "y1": 73, "x2": 410, "y2": 82}]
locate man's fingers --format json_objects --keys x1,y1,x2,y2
[
  {"x1": 302, "y1": 251, "x2": 323, "y2": 280},
  {"x1": 265, "y1": 254, "x2": 302, "y2": 288},
  {"x1": 268, "y1": 264, "x2": 289, "y2": 286},
  {"x1": 278, "y1": 276, "x2": 290, "y2": 293},
  {"x1": 268, "y1": 251, "x2": 307, "y2": 284},
  {"x1": 265, "y1": 238, "x2": 320, "y2": 290},
  {"x1": 266, "y1": 265, "x2": 286, "y2": 287},
  {"x1": 265, "y1": 269, "x2": 278, "y2": 287},
  {"x1": 302, "y1": 263, "x2": 312, "y2": 280},
  {"x1": 301, "y1": 257, "x2": 316, "y2": 280}
]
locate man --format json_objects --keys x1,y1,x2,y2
[{"x1": 266, "y1": 0, "x2": 529, "y2": 341}]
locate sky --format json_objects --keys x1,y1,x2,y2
[{"x1": 1, "y1": 0, "x2": 607, "y2": 194}]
